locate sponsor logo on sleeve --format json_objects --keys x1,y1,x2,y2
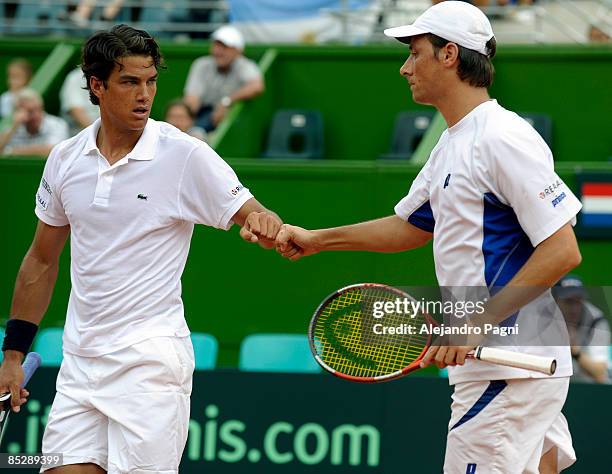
[
  {"x1": 538, "y1": 179, "x2": 563, "y2": 199},
  {"x1": 41, "y1": 178, "x2": 52, "y2": 196},
  {"x1": 230, "y1": 185, "x2": 245, "y2": 196},
  {"x1": 36, "y1": 178, "x2": 53, "y2": 211},
  {"x1": 36, "y1": 192, "x2": 48, "y2": 210},
  {"x1": 551, "y1": 192, "x2": 567, "y2": 208}
]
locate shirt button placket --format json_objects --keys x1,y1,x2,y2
[{"x1": 93, "y1": 156, "x2": 115, "y2": 207}]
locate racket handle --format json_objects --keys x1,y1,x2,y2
[
  {"x1": 21, "y1": 352, "x2": 42, "y2": 387},
  {"x1": 474, "y1": 346, "x2": 557, "y2": 375},
  {"x1": 0, "y1": 352, "x2": 42, "y2": 402}
]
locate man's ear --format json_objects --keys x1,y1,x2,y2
[
  {"x1": 90, "y1": 76, "x2": 105, "y2": 102},
  {"x1": 441, "y1": 43, "x2": 460, "y2": 67}
]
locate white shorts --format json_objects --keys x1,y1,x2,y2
[
  {"x1": 41, "y1": 336, "x2": 194, "y2": 474},
  {"x1": 444, "y1": 377, "x2": 576, "y2": 474}
]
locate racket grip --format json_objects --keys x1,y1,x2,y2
[
  {"x1": 21, "y1": 352, "x2": 42, "y2": 387},
  {"x1": 475, "y1": 346, "x2": 556, "y2": 375}
]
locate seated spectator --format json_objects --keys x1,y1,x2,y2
[
  {"x1": 554, "y1": 275, "x2": 611, "y2": 384},
  {"x1": 0, "y1": 58, "x2": 33, "y2": 119},
  {"x1": 165, "y1": 99, "x2": 207, "y2": 142},
  {"x1": 60, "y1": 66, "x2": 100, "y2": 136},
  {"x1": 0, "y1": 88, "x2": 68, "y2": 158},
  {"x1": 69, "y1": 0, "x2": 125, "y2": 26},
  {"x1": 183, "y1": 25, "x2": 264, "y2": 132},
  {"x1": 432, "y1": 0, "x2": 534, "y2": 7},
  {"x1": 589, "y1": 23, "x2": 611, "y2": 43}
]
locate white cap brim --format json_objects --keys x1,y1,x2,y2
[{"x1": 384, "y1": 25, "x2": 430, "y2": 40}]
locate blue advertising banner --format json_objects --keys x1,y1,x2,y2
[{"x1": 2, "y1": 369, "x2": 609, "y2": 472}]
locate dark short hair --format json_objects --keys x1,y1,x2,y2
[
  {"x1": 165, "y1": 99, "x2": 195, "y2": 119},
  {"x1": 427, "y1": 33, "x2": 496, "y2": 88},
  {"x1": 81, "y1": 24, "x2": 165, "y2": 105}
]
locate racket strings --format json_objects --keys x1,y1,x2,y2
[{"x1": 313, "y1": 286, "x2": 429, "y2": 378}]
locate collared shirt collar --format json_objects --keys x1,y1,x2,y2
[
  {"x1": 83, "y1": 118, "x2": 159, "y2": 161},
  {"x1": 84, "y1": 118, "x2": 101, "y2": 156}
]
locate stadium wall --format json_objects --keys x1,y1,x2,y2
[{"x1": 0, "y1": 41, "x2": 610, "y2": 162}]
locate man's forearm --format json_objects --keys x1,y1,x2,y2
[
  {"x1": 229, "y1": 79, "x2": 264, "y2": 103},
  {"x1": 233, "y1": 197, "x2": 280, "y2": 227},
  {"x1": 10, "y1": 253, "x2": 60, "y2": 325},
  {"x1": 70, "y1": 107, "x2": 95, "y2": 129},
  {"x1": 0, "y1": 133, "x2": 10, "y2": 153},
  {"x1": 576, "y1": 353, "x2": 608, "y2": 383},
  {"x1": 9, "y1": 144, "x2": 53, "y2": 157},
  {"x1": 183, "y1": 95, "x2": 201, "y2": 115},
  {"x1": 313, "y1": 216, "x2": 431, "y2": 253},
  {"x1": 0, "y1": 122, "x2": 19, "y2": 154}
]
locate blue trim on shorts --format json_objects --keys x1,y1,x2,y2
[{"x1": 451, "y1": 380, "x2": 508, "y2": 431}]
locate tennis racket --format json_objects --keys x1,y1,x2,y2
[
  {"x1": 0, "y1": 352, "x2": 42, "y2": 446},
  {"x1": 308, "y1": 283, "x2": 556, "y2": 383}
]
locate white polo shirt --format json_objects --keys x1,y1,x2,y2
[
  {"x1": 395, "y1": 100, "x2": 582, "y2": 384},
  {"x1": 35, "y1": 118, "x2": 253, "y2": 357}
]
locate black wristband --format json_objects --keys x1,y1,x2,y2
[{"x1": 2, "y1": 319, "x2": 39, "y2": 355}]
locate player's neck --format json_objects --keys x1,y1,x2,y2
[
  {"x1": 96, "y1": 121, "x2": 144, "y2": 166},
  {"x1": 435, "y1": 85, "x2": 491, "y2": 129}
]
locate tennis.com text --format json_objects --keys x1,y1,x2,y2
[
  {"x1": 372, "y1": 298, "x2": 486, "y2": 319},
  {"x1": 11, "y1": 400, "x2": 381, "y2": 468},
  {"x1": 186, "y1": 404, "x2": 380, "y2": 467}
]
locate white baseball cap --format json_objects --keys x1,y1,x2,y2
[
  {"x1": 384, "y1": 1, "x2": 494, "y2": 56},
  {"x1": 212, "y1": 25, "x2": 245, "y2": 51}
]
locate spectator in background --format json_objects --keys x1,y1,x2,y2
[
  {"x1": 60, "y1": 67, "x2": 100, "y2": 136},
  {"x1": 183, "y1": 25, "x2": 264, "y2": 132},
  {"x1": 589, "y1": 23, "x2": 611, "y2": 43},
  {"x1": 554, "y1": 275, "x2": 611, "y2": 384},
  {"x1": 165, "y1": 99, "x2": 207, "y2": 142},
  {"x1": 0, "y1": 58, "x2": 33, "y2": 119},
  {"x1": 69, "y1": 0, "x2": 125, "y2": 26},
  {"x1": 432, "y1": 0, "x2": 534, "y2": 7},
  {"x1": 0, "y1": 88, "x2": 68, "y2": 158}
]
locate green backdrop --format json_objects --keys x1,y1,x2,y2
[
  {"x1": 1, "y1": 159, "x2": 611, "y2": 366},
  {"x1": 1, "y1": 40, "x2": 611, "y2": 365}
]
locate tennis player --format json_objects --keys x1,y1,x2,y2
[
  {"x1": 0, "y1": 25, "x2": 282, "y2": 473},
  {"x1": 276, "y1": 2, "x2": 582, "y2": 473}
]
